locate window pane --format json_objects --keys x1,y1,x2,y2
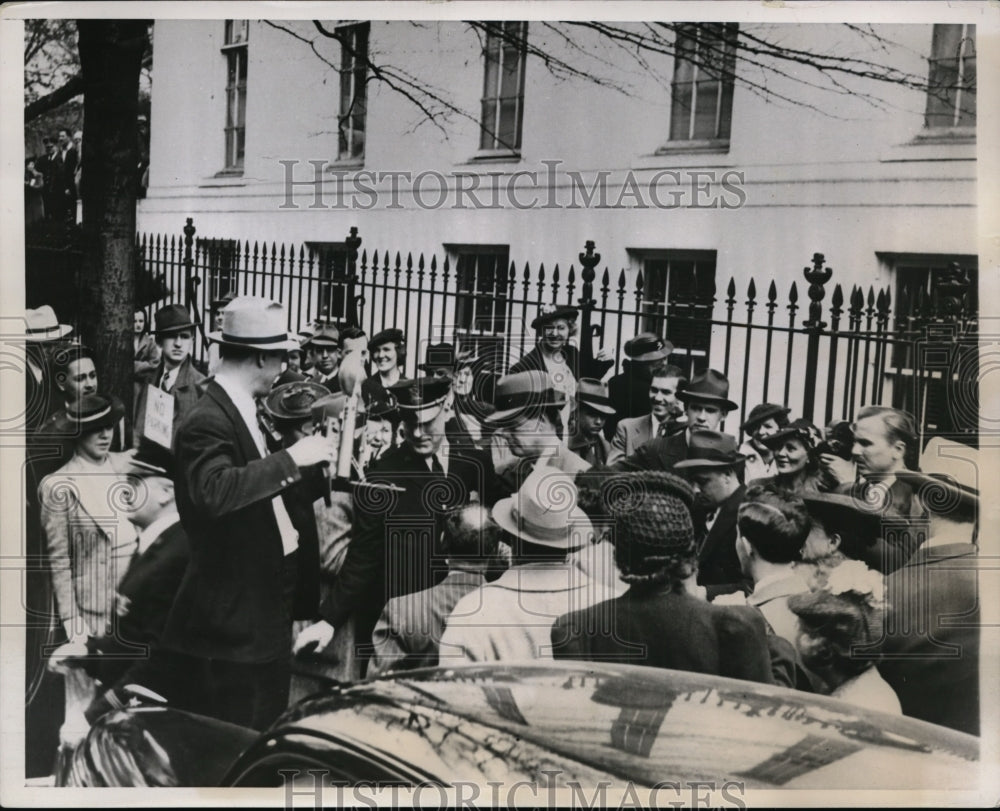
[
  {"x1": 483, "y1": 50, "x2": 500, "y2": 99},
  {"x1": 500, "y1": 50, "x2": 521, "y2": 98},
  {"x1": 480, "y1": 100, "x2": 496, "y2": 149},
  {"x1": 693, "y1": 80, "x2": 720, "y2": 138},
  {"x1": 497, "y1": 98, "x2": 518, "y2": 149},
  {"x1": 669, "y1": 23, "x2": 736, "y2": 142},
  {"x1": 925, "y1": 59, "x2": 959, "y2": 127},
  {"x1": 957, "y1": 55, "x2": 976, "y2": 125},
  {"x1": 718, "y1": 81, "x2": 734, "y2": 139},
  {"x1": 670, "y1": 83, "x2": 693, "y2": 140},
  {"x1": 931, "y1": 23, "x2": 964, "y2": 62}
]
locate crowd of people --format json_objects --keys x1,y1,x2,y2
[
  {"x1": 22, "y1": 294, "x2": 982, "y2": 776},
  {"x1": 25, "y1": 128, "x2": 81, "y2": 226}
]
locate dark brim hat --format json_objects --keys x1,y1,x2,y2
[
  {"x1": 673, "y1": 429, "x2": 746, "y2": 471},
  {"x1": 54, "y1": 394, "x2": 126, "y2": 435},
  {"x1": 265, "y1": 381, "x2": 330, "y2": 422},
  {"x1": 576, "y1": 377, "x2": 617, "y2": 416},
  {"x1": 211, "y1": 291, "x2": 237, "y2": 310},
  {"x1": 128, "y1": 438, "x2": 175, "y2": 480},
  {"x1": 530, "y1": 305, "x2": 578, "y2": 331},
  {"x1": 676, "y1": 369, "x2": 738, "y2": 412},
  {"x1": 154, "y1": 304, "x2": 196, "y2": 336},
  {"x1": 742, "y1": 403, "x2": 791, "y2": 433},
  {"x1": 485, "y1": 370, "x2": 565, "y2": 423},
  {"x1": 369, "y1": 328, "x2": 405, "y2": 352},
  {"x1": 800, "y1": 492, "x2": 883, "y2": 542},
  {"x1": 624, "y1": 332, "x2": 673, "y2": 363},
  {"x1": 787, "y1": 590, "x2": 882, "y2": 648},
  {"x1": 389, "y1": 376, "x2": 450, "y2": 421}
]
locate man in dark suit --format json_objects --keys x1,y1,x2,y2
[
  {"x1": 610, "y1": 369, "x2": 737, "y2": 474},
  {"x1": 551, "y1": 471, "x2": 774, "y2": 684},
  {"x1": 369, "y1": 504, "x2": 503, "y2": 675},
  {"x1": 158, "y1": 297, "x2": 336, "y2": 730},
  {"x1": 605, "y1": 332, "x2": 673, "y2": 438},
  {"x1": 877, "y1": 462, "x2": 981, "y2": 736},
  {"x1": 674, "y1": 430, "x2": 748, "y2": 589},
  {"x1": 294, "y1": 376, "x2": 497, "y2": 674},
  {"x1": 56, "y1": 128, "x2": 78, "y2": 219},
  {"x1": 133, "y1": 304, "x2": 207, "y2": 447}
]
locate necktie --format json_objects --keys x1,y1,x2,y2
[
  {"x1": 159, "y1": 368, "x2": 171, "y2": 391},
  {"x1": 657, "y1": 420, "x2": 670, "y2": 438},
  {"x1": 429, "y1": 454, "x2": 444, "y2": 474}
]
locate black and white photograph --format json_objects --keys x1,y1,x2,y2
[{"x1": 2, "y1": 1, "x2": 997, "y2": 805}]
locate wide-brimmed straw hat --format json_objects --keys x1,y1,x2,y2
[
  {"x1": 207, "y1": 296, "x2": 299, "y2": 351},
  {"x1": 491, "y1": 465, "x2": 594, "y2": 549}
]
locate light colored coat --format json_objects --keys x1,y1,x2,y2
[
  {"x1": 440, "y1": 561, "x2": 607, "y2": 663},
  {"x1": 607, "y1": 414, "x2": 654, "y2": 465}
]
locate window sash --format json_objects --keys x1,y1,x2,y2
[
  {"x1": 669, "y1": 23, "x2": 737, "y2": 142},
  {"x1": 925, "y1": 24, "x2": 976, "y2": 129},
  {"x1": 479, "y1": 22, "x2": 527, "y2": 151},
  {"x1": 223, "y1": 26, "x2": 248, "y2": 170},
  {"x1": 338, "y1": 23, "x2": 369, "y2": 161}
]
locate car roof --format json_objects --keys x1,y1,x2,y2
[{"x1": 268, "y1": 661, "x2": 978, "y2": 790}]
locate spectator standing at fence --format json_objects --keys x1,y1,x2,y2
[
  {"x1": 567, "y1": 379, "x2": 615, "y2": 467},
  {"x1": 133, "y1": 309, "x2": 160, "y2": 379},
  {"x1": 370, "y1": 505, "x2": 504, "y2": 675},
  {"x1": 749, "y1": 419, "x2": 825, "y2": 495},
  {"x1": 607, "y1": 362, "x2": 687, "y2": 465},
  {"x1": 36, "y1": 137, "x2": 61, "y2": 219},
  {"x1": 606, "y1": 333, "x2": 674, "y2": 437},
  {"x1": 304, "y1": 323, "x2": 342, "y2": 393},
  {"x1": 361, "y1": 328, "x2": 405, "y2": 405},
  {"x1": 739, "y1": 403, "x2": 790, "y2": 482},
  {"x1": 159, "y1": 297, "x2": 333, "y2": 730},
  {"x1": 134, "y1": 304, "x2": 207, "y2": 448},
  {"x1": 836, "y1": 406, "x2": 926, "y2": 573},
  {"x1": 25, "y1": 158, "x2": 45, "y2": 226},
  {"x1": 552, "y1": 471, "x2": 775, "y2": 683},
  {"x1": 611, "y1": 369, "x2": 737, "y2": 473}
]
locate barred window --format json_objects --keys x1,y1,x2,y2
[
  {"x1": 925, "y1": 24, "x2": 976, "y2": 130},
  {"x1": 669, "y1": 23, "x2": 738, "y2": 143},
  {"x1": 479, "y1": 22, "x2": 527, "y2": 152},
  {"x1": 338, "y1": 23, "x2": 369, "y2": 161},
  {"x1": 222, "y1": 20, "x2": 249, "y2": 171}
]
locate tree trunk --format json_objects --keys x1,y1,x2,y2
[{"x1": 76, "y1": 20, "x2": 148, "y2": 439}]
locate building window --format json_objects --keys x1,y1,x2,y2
[
  {"x1": 446, "y1": 245, "x2": 511, "y2": 361},
  {"x1": 668, "y1": 23, "x2": 738, "y2": 144},
  {"x1": 197, "y1": 238, "x2": 239, "y2": 304},
  {"x1": 479, "y1": 22, "x2": 527, "y2": 152},
  {"x1": 306, "y1": 242, "x2": 350, "y2": 323},
  {"x1": 924, "y1": 24, "x2": 976, "y2": 131},
  {"x1": 638, "y1": 251, "x2": 717, "y2": 373},
  {"x1": 222, "y1": 20, "x2": 249, "y2": 171},
  {"x1": 338, "y1": 23, "x2": 369, "y2": 162}
]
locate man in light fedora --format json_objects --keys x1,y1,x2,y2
[
  {"x1": 612, "y1": 368, "x2": 737, "y2": 474},
  {"x1": 568, "y1": 378, "x2": 615, "y2": 467},
  {"x1": 24, "y1": 304, "x2": 75, "y2": 433},
  {"x1": 606, "y1": 332, "x2": 674, "y2": 435},
  {"x1": 133, "y1": 303, "x2": 207, "y2": 447},
  {"x1": 673, "y1": 429, "x2": 747, "y2": 589},
  {"x1": 440, "y1": 465, "x2": 603, "y2": 662},
  {"x1": 607, "y1": 361, "x2": 687, "y2": 466},
  {"x1": 158, "y1": 296, "x2": 337, "y2": 730}
]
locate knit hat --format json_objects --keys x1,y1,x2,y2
[{"x1": 599, "y1": 472, "x2": 697, "y2": 578}]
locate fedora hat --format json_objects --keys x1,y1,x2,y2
[
  {"x1": 624, "y1": 332, "x2": 673, "y2": 362},
  {"x1": 485, "y1": 370, "x2": 565, "y2": 423},
  {"x1": 54, "y1": 393, "x2": 125, "y2": 435},
  {"x1": 530, "y1": 304, "x2": 578, "y2": 331},
  {"x1": 492, "y1": 465, "x2": 594, "y2": 549},
  {"x1": 211, "y1": 290, "x2": 237, "y2": 310},
  {"x1": 265, "y1": 380, "x2": 330, "y2": 422},
  {"x1": 304, "y1": 323, "x2": 340, "y2": 349},
  {"x1": 25, "y1": 305, "x2": 73, "y2": 342},
  {"x1": 576, "y1": 378, "x2": 617, "y2": 416},
  {"x1": 760, "y1": 418, "x2": 822, "y2": 451},
  {"x1": 127, "y1": 438, "x2": 176, "y2": 480},
  {"x1": 153, "y1": 304, "x2": 196, "y2": 336},
  {"x1": 742, "y1": 402, "x2": 791, "y2": 434},
  {"x1": 673, "y1": 430, "x2": 746, "y2": 471},
  {"x1": 207, "y1": 296, "x2": 300, "y2": 351},
  {"x1": 676, "y1": 369, "x2": 738, "y2": 412}
]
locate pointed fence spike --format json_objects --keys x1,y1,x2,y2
[
  {"x1": 767, "y1": 280, "x2": 777, "y2": 301},
  {"x1": 727, "y1": 277, "x2": 736, "y2": 299},
  {"x1": 788, "y1": 281, "x2": 798, "y2": 303},
  {"x1": 747, "y1": 278, "x2": 757, "y2": 299}
]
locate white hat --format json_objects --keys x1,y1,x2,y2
[
  {"x1": 491, "y1": 465, "x2": 594, "y2": 549},
  {"x1": 207, "y1": 296, "x2": 299, "y2": 351},
  {"x1": 25, "y1": 306, "x2": 73, "y2": 342}
]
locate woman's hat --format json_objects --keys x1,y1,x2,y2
[
  {"x1": 576, "y1": 378, "x2": 617, "y2": 416},
  {"x1": 599, "y1": 471, "x2": 696, "y2": 557},
  {"x1": 800, "y1": 492, "x2": 883, "y2": 544},
  {"x1": 485, "y1": 370, "x2": 565, "y2": 423},
  {"x1": 55, "y1": 393, "x2": 125, "y2": 435},
  {"x1": 676, "y1": 369, "x2": 738, "y2": 412},
  {"x1": 788, "y1": 561, "x2": 885, "y2": 649},
  {"x1": 530, "y1": 304, "x2": 578, "y2": 331},
  {"x1": 760, "y1": 418, "x2": 822, "y2": 451},
  {"x1": 624, "y1": 332, "x2": 673, "y2": 362},
  {"x1": 207, "y1": 296, "x2": 300, "y2": 351},
  {"x1": 369, "y1": 328, "x2": 405, "y2": 352},
  {"x1": 673, "y1": 430, "x2": 746, "y2": 471},
  {"x1": 491, "y1": 465, "x2": 594, "y2": 549},
  {"x1": 25, "y1": 305, "x2": 73, "y2": 342},
  {"x1": 742, "y1": 402, "x2": 791, "y2": 434},
  {"x1": 265, "y1": 381, "x2": 330, "y2": 422},
  {"x1": 153, "y1": 304, "x2": 196, "y2": 336}
]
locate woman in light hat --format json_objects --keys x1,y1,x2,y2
[
  {"x1": 749, "y1": 418, "x2": 826, "y2": 495},
  {"x1": 38, "y1": 394, "x2": 138, "y2": 645}
]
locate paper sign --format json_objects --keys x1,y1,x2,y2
[{"x1": 143, "y1": 384, "x2": 174, "y2": 449}]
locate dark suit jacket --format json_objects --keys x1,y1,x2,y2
[
  {"x1": 321, "y1": 442, "x2": 497, "y2": 649},
  {"x1": 606, "y1": 362, "x2": 652, "y2": 438},
  {"x1": 609, "y1": 431, "x2": 688, "y2": 473},
  {"x1": 836, "y1": 477, "x2": 926, "y2": 573},
  {"x1": 161, "y1": 381, "x2": 321, "y2": 663},
  {"x1": 877, "y1": 541, "x2": 980, "y2": 735},
  {"x1": 696, "y1": 484, "x2": 747, "y2": 588},
  {"x1": 551, "y1": 587, "x2": 774, "y2": 684},
  {"x1": 508, "y1": 344, "x2": 614, "y2": 382}
]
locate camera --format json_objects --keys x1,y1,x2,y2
[{"x1": 815, "y1": 419, "x2": 854, "y2": 461}]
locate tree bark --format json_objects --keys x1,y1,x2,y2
[{"x1": 76, "y1": 20, "x2": 148, "y2": 438}]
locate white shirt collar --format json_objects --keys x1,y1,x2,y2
[
  {"x1": 429, "y1": 436, "x2": 450, "y2": 475},
  {"x1": 136, "y1": 510, "x2": 181, "y2": 556}
]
